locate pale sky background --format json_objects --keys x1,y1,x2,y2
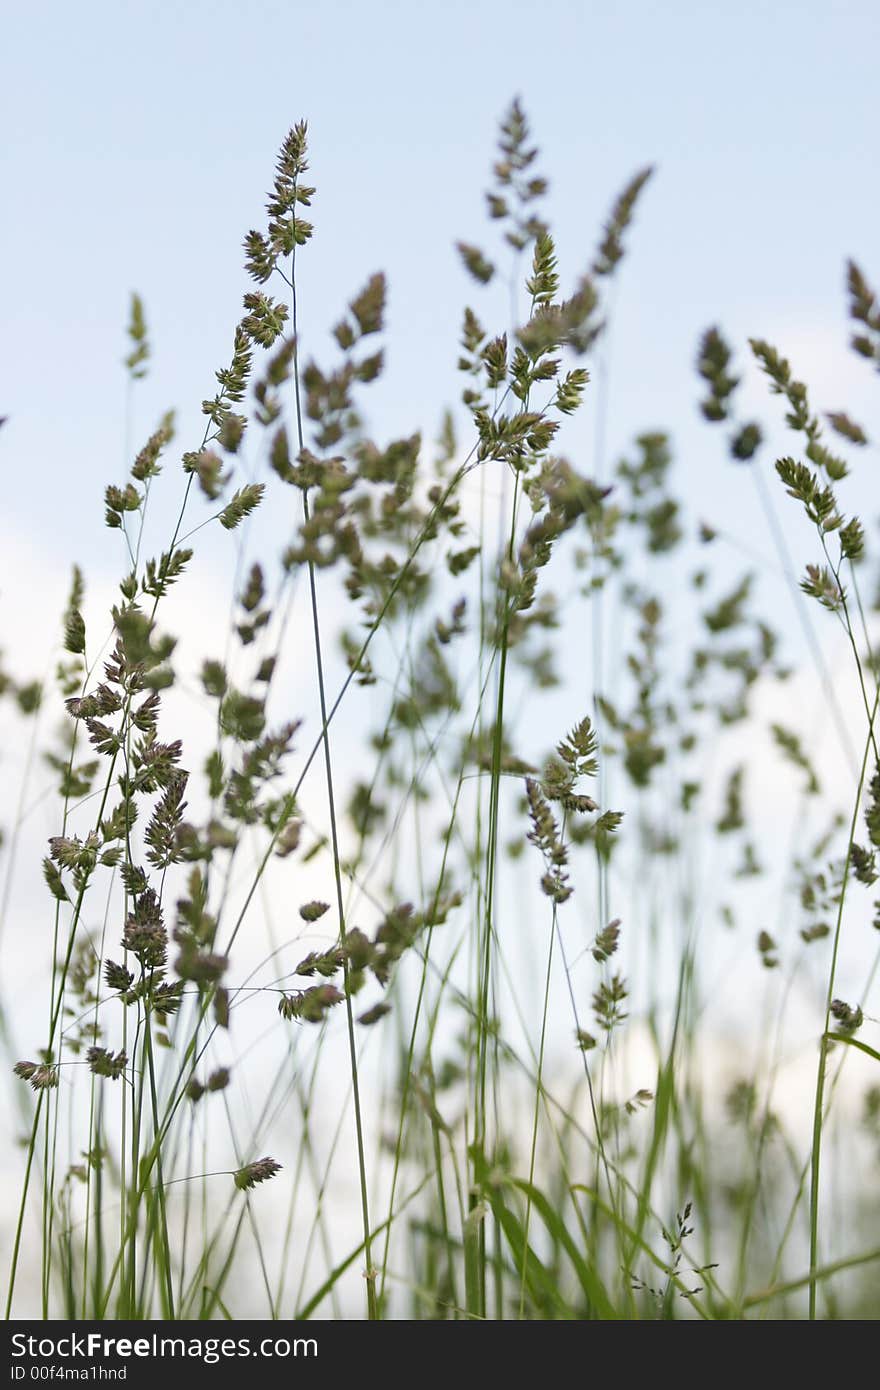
[
  {"x1": 2, "y1": 0, "x2": 880, "y2": 1313},
  {"x1": 2, "y1": 0, "x2": 879, "y2": 567},
  {"x1": 2, "y1": 0, "x2": 880, "y2": 1127},
  {"x1": 2, "y1": 0, "x2": 878, "y2": 916}
]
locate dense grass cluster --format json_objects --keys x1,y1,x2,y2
[{"x1": 2, "y1": 103, "x2": 880, "y2": 1320}]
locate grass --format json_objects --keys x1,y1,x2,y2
[{"x1": 2, "y1": 101, "x2": 880, "y2": 1321}]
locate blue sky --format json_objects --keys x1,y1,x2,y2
[
  {"x1": 2, "y1": 5, "x2": 880, "y2": 1306},
  {"x1": 3, "y1": 0, "x2": 878, "y2": 569},
  {"x1": 3, "y1": 0, "x2": 878, "y2": 898},
  {"x1": 2, "y1": 0, "x2": 878, "y2": 826}
]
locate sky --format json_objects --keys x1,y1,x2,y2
[
  {"x1": 3, "y1": 0, "x2": 878, "y2": 854},
  {"x1": 1, "y1": 0, "x2": 879, "y2": 1064},
  {"x1": 2, "y1": 0, "x2": 879, "y2": 572},
  {"x1": 0, "y1": 13, "x2": 877, "y2": 909},
  {"x1": 2, "y1": 0, "x2": 880, "y2": 1313}
]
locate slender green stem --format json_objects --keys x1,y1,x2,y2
[
  {"x1": 519, "y1": 900, "x2": 557, "y2": 1317},
  {"x1": 286, "y1": 215, "x2": 377, "y2": 1319},
  {"x1": 808, "y1": 676, "x2": 880, "y2": 1317}
]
